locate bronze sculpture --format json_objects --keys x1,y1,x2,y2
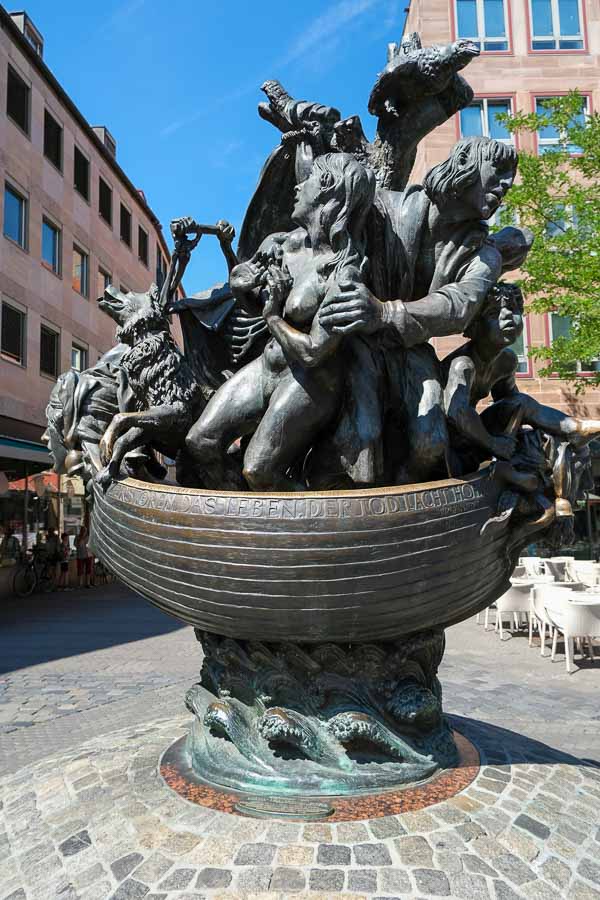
[{"x1": 45, "y1": 30, "x2": 598, "y2": 799}]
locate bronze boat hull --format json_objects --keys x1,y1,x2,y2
[{"x1": 91, "y1": 466, "x2": 510, "y2": 642}]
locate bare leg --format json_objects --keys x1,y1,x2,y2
[
  {"x1": 186, "y1": 357, "x2": 269, "y2": 490},
  {"x1": 483, "y1": 394, "x2": 600, "y2": 443},
  {"x1": 243, "y1": 371, "x2": 342, "y2": 491}
]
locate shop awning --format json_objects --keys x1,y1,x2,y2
[{"x1": 0, "y1": 435, "x2": 50, "y2": 479}]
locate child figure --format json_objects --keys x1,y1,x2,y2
[{"x1": 442, "y1": 282, "x2": 600, "y2": 480}]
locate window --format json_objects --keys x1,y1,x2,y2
[
  {"x1": 97, "y1": 266, "x2": 112, "y2": 299},
  {"x1": 548, "y1": 314, "x2": 596, "y2": 371},
  {"x1": 120, "y1": 204, "x2": 131, "y2": 246},
  {"x1": 460, "y1": 97, "x2": 513, "y2": 142},
  {"x1": 42, "y1": 218, "x2": 61, "y2": 274},
  {"x1": 530, "y1": 0, "x2": 584, "y2": 49},
  {"x1": 6, "y1": 65, "x2": 30, "y2": 135},
  {"x1": 1, "y1": 301, "x2": 26, "y2": 365},
  {"x1": 71, "y1": 343, "x2": 88, "y2": 372},
  {"x1": 3, "y1": 183, "x2": 28, "y2": 249},
  {"x1": 138, "y1": 226, "x2": 149, "y2": 266},
  {"x1": 73, "y1": 147, "x2": 90, "y2": 200},
  {"x1": 455, "y1": 0, "x2": 509, "y2": 51},
  {"x1": 511, "y1": 322, "x2": 529, "y2": 374},
  {"x1": 536, "y1": 96, "x2": 588, "y2": 154},
  {"x1": 72, "y1": 246, "x2": 89, "y2": 297},
  {"x1": 98, "y1": 177, "x2": 112, "y2": 225},
  {"x1": 43, "y1": 110, "x2": 62, "y2": 170},
  {"x1": 156, "y1": 245, "x2": 167, "y2": 288},
  {"x1": 40, "y1": 325, "x2": 59, "y2": 378}
]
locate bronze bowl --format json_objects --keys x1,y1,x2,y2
[{"x1": 90, "y1": 464, "x2": 512, "y2": 643}]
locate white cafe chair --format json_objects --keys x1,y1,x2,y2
[
  {"x1": 536, "y1": 586, "x2": 600, "y2": 673},
  {"x1": 567, "y1": 560, "x2": 600, "y2": 588},
  {"x1": 495, "y1": 583, "x2": 533, "y2": 640},
  {"x1": 520, "y1": 557, "x2": 545, "y2": 578}
]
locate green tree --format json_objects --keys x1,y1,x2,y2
[{"x1": 497, "y1": 92, "x2": 600, "y2": 393}]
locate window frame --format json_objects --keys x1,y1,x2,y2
[
  {"x1": 120, "y1": 203, "x2": 132, "y2": 247},
  {"x1": 0, "y1": 298, "x2": 27, "y2": 367},
  {"x1": 138, "y1": 225, "x2": 149, "y2": 267},
  {"x1": 526, "y1": 0, "x2": 587, "y2": 52},
  {"x1": 98, "y1": 176, "x2": 113, "y2": 227},
  {"x1": 3, "y1": 181, "x2": 28, "y2": 251},
  {"x1": 452, "y1": 0, "x2": 512, "y2": 54},
  {"x1": 546, "y1": 313, "x2": 598, "y2": 375},
  {"x1": 43, "y1": 108, "x2": 63, "y2": 172},
  {"x1": 533, "y1": 92, "x2": 591, "y2": 156},
  {"x1": 6, "y1": 64, "x2": 31, "y2": 137},
  {"x1": 72, "y1": 244, "x2": 90, "y2": 298},
  {"x1": 73, "y1": 145, "x2": 90, "y2": 202},
  {"x1": 156, "y1": 244, "x2": 167, "y2": 288},
  {"x1": 41, "y1": 216, "x2": 62, "y2": 276},
  {"x1": 512, "y1": 316, "x2": 532, "y2": 378},
  {"x1": 457, "y1": 94, "x2": 516, "y2": 144},
  {"x1": 97, "y1": 266, "x2": 112, "y2": 301},
  {"x1": 39, "y1": 323, "x2": 60, "y2": 380},
  {"x1": 71, "y1": 342, "x2": 88, "y2": 373}
]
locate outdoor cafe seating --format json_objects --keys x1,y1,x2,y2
[{"x1": 477, "y1": 555, "x2": 600, "y2": 673}]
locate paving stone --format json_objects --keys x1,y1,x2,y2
[
  {"x1": 309, "y1": 867, "x2": 345, "y2": 892},
  {"x1": 316, "y1": 843, "x2": 351, "y2": 866},
  {"x1": 456, "y1": 822, "x2": 486, "y2": 843},
  {"x1": 462, "y1": 853, "x2": 497, "y2": 877},
  {"x1": 348, "y1": 869, "x2": 377, "y2": 892},
  {"x1": 302, "y1": 824, "x2": 332, "y2": 842},
  {"x1": 194, "y1": 867, "x2": 232, "y2": 889},
  {"x1": 579, "y1": 858, "x2": 600, "y2": 886},
  {"x1": 156, "y1": 867, "x2": 195, "y2": 890},
  {"x1": 275, "y1": 845, "x2": 313, "y2": 866},
  {"x1": 379, "y1": 868, "x2": 411, "y2": 893},
  {"x1": 270, "y1": 866, "x2": 305, "y2": 892},
  {"x1": 570, "y1": 881, "x2": 600, "y2": 900},
  {"x1": 130, "y1": 853, "x2": 172, "y2": 884},
  {"x1": 3, "y1": 892, "x2": 26, "y2": 900},
  {"x1": 234, "y1": 843, "x2": 276, "y2": 866},
  {"x1": 336, "y1": 822, "x2": 369, "y2": 842},
  {"x1": 368, "y1": 816, "x2": 406, "y2": 838},
  {"x1": 59, "y1": 830, "x2": 92, "y2": 857},
  {"x1": 540, "y1": 856, "x2": 571, "y2": 889},
  {"x1": 514, "y1": 814, "x2": 551, "y2": 840},
  {"x1": 111, "y1": 853, "x2": 144, "y2": 881},
  {"x1": 451, "y1": 872, "x2": 491, "y2": 899},
  {"x1": 74, "y1": 862, "x2": 108, "y2": 890},
  {"x1": 413, "y1": 868, "x2": 451, "y2": 895},
  {"x1": 353, "y1": 842, "x2": 392, "y2": 866},
  {"x1": 435, "y1": 850, "x2": 463, "y2": 874},
  {"x1": 494, "y1": 851, "x2": 536, "y2": 886},
  {"x1": 108, "y1": 880, "x2": 149, "y2": 900},
  {"x1": 395, "y1": 835, "x2": 433, "y2": 866},
  {"x1": 524, "y1": 881, "x2": 563, "y2": 900},
  {"x1": 492, "y1": 879, "x2": 524, "y2": 900},
  {"x1": 234, "y1": 866, "x2": 273, "y2": 892}
]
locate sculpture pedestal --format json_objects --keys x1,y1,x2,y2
[{"x1": 184, "y1": 628, "x2": 458, "y2": 797}]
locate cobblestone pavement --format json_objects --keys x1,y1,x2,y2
[
  {"x1": 1, "y1": 716, "x2": 600, "y2": 900},
  {"x1": 1, "y1": 584, "x2": 600, "y2": 898}
]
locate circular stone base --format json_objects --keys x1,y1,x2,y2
[{"x1": 160, "y1": 730, "x2": 479, "y2": 822}]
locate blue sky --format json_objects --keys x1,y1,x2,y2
[{"x1": 23, "y1": 0, "x2": 406, "y2": 290}]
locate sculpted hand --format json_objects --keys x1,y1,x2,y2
[
  {"x1": 319, "y1": 278, "x2": 384, "y2": 335},
  {"x1": 491, "y1": 434, "x2": 517, "y2": 460},
  {"x1": 263, "y1": 265, "x2": 291, "y2": 319},
  {"x1": 216, "y1": 219, "x2": 235, "y2": 244}
]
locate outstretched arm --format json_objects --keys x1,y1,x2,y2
[{"x1": 445, "y1": 356, "x2": 515, "y2": 459}]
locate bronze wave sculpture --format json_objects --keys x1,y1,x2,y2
[{"x1": 45, "y1": 31, "x2": 599, "y2": 797}]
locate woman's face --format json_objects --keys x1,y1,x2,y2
[{"x1": 292, "y1": 170, "x2": 323, "y2": 224}]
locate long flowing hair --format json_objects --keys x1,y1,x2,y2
[
  {"x1": 310, "y1": 152, "x2": 376, "y2": 282},
  {"x1": 423, "y1": 136, "x2": 518, "y2": 207}
]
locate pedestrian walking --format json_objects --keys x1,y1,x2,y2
[
  {"x1": 75, "y1": 526, "x2": 93, "y2": 588},
  {"x1": 57, "y1": 532, "x2": 71, "y2": 590}
]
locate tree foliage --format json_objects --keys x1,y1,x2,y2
[{"x1": 497, "y1": 92, "x2": 600, "y2": 393}]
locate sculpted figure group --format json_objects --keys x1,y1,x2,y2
[{"x1": 45, "y1": 32, "x2": 600, "y2": 543}]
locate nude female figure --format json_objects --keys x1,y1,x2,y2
[{"x1": 185, "y1": 152, "x2": 376, "y2": 491}]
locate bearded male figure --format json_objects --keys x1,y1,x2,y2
[{"x1": 314, "y1": 136, "x2": 526, "y2": 487}]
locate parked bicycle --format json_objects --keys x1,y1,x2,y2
[{"x1": 12, "y1": 547, "x2": 57, "y2": 597}]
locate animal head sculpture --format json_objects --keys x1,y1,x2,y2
[{"x1": 99, "y1": 284, "x2": 169, "y2": 345}]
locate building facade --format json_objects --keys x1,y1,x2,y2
[
  {"x1": 401, "y1": 0, "x2": 600, "y2": 417},
  {"x1": 0, "y1": 8, "x2": 172, "y2": 559}
]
